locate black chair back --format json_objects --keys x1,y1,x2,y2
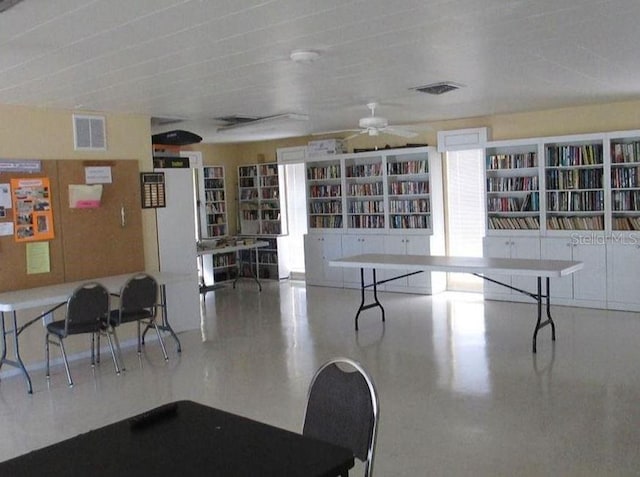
[
  {"x1": 303, "y1": 358, "x2": 379, "y2": 477},
  {"x1": 65, "y1": 282, "x2": 109, "y2": 336},
  {"x1": 118, "y1": 274, "x2": 158, "y2": 324}
]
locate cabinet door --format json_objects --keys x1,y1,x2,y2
[
  {"x1": 322, "y1": 234, "x2": 345, "y2": 284},
  {"x1": 381, "y1": 235, "x2": 410, "y2": 288},
  {"x1": 540, "y1": 238, "x2": 573, "y2": 300},
  {"x1": 607, "y1": 241, "x2": 640, "y2": 306},
  {"x1": 483, "y1": 237, "x2": 512, "y2": 296},
  {"x1": 342, "y1": 235, "x2": 384, "y2": 287},
  {"x1": 404, "y1": 236, "x2": 432, "y2": 289},
  {"x1": 572, "y1": 242, "x2": 606, "y2": 303},
  {"x1": 510, "y1": 237, "x2": 540, "y2": 292}
]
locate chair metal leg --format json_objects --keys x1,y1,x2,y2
[
  {"x1": 152, "y1": 321, "x2": 169, "y2": 361},
  {"x1": 104, "y1": 331, "x2": 121, "y2": 376},
  {"x1": 45, "y1": 333, "x2": 50, "y2": 379},
  {"x1": 90, "y1": 333, "x2": 95, "y2": 366},
  {"x1": 136, "y1": 322, "x2": 142, "y2": 354},
  {"x1": 58, "y1": 339, "x2": 73, "y2": 387},
  {"x1": 109, "y1": 327, "x2": 125, "y2": 372}
]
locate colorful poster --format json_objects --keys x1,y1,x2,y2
[{"x1": 11, "y1": 177, "x2": 55, "y2": 242}]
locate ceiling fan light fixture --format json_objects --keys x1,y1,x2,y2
[{"x1": 290, "y1": 49, "x2": 320, "y2": 64}]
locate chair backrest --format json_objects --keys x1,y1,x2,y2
[
  {"x1": 303, "y1": 358, "x2": 379, "y2": 477},
  {"x1": 117, "y1": 273, "x2": 158, "y2": 322},
  {"x1": 65, "y1": 282, "x2": 110, "y2": 335}
]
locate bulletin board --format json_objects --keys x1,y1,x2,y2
[{"x1": 0, "y1": 159, "x2": 145, "y2": 292}]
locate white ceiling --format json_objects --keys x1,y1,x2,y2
[{"x1": 1, "y1": 0, "x2": 639, "y2": 143}]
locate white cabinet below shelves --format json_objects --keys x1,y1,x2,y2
[
  {"x1": 606, "y1": 240, "x2": 640, "y2": 310},
  {"x1": 540, "y1": 237, "x2": 606, "y2": 306},
  {"x1": 341, "y1": 234, "x2": 385, "y2": 288},
  {"x1": 483, "y1": 237, "x2": 540, "y2": 300},
  {"x1": 381, "y1": 235, "x2": 446, "y2": 294},
  {"x1": 304, "y1": 234, "x2": 343, "y2": 287}
]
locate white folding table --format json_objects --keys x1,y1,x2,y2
[
  {"x1": 0, "y1": 271, "x2": 188, "y2": 394},
  {"x1": 330, "y1": 254, "x2": 584, "y2": 353},
  {"x1": 197, "y1": 241, "x2": 269, "y2": 294}
]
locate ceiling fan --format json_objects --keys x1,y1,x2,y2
[{"x1": 316, "y1": 102, "x2": 420, "y2": 140}]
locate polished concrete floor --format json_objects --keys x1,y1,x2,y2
[{"x1": 1, "y1": 280, "x2": 640, "y2": 476}]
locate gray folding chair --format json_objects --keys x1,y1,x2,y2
[
  {"x1": 106, "y1": 273, "x2": 168, "y2": 370},
  {"x1": 303, "y1": 357, "x2": 380, "y2": 477},
  {"x1": 45, "y1": 282, "x2": 120, "y2": 387}
]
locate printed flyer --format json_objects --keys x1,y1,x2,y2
[{"x1": 10, "y1": 177, "x2": 55, "y2": 242}]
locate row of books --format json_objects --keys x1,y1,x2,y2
[
  {"x1": 347, "y1": 216, "x2": 385, "y2": 229},
  {"x1": 546, "y1": 190, "x2": 604, "y2": 212},
  {"x1": 239, "y1": 177, "x2": 255, "y2": 187},
  {"x1": 205, "y1": 190, "x2": 224, "y2": 202},
  {"x1": 486, "y1": 152, "x2": 537, "y2": 170},
  {"x1": 261, "y1": 210, "x2": 280, "y2": 220},
  {"x1": 309, "y1": 185, "x2": 341, "y2": 197},
  {"x1": 259, "y1": 164, "x2": 278, "y2": 176},
  {"x1": 346, "y1": 163, "x2": 382, "y2": 178},
  {"x1": 307, "y1": 165, "x2": 341, "y2": 180},
  {"x1": 611, "y1": 166, "x2": 640, "y2": 189},
  {"x1": 487, "y1": 194, "x2": 539, "y2": 212},
  {"x1": 212, "y1": 254, "x2": 236, "y2": 268},
  {"x1": 260, "y1": 176, "x2": 279, "y2": 187},
  {"x1": 611, "y1": 142, "x2": 640, "y2": 164},
  {"x1": 204, "y1": 178, "x2": 224, "y2": 189},
  {"x1": 388, "y1": 181, "x2": 429, "y2": 195},
  {"x1": 348, "y1": 200, "x2": 384, "y2": 214},
  {"x1": 612, "y1": 216, "x2": 640, "y2": 230},
  {"x1": 389, "y1": 198, "x2": 430, "y2": 213},
  {"x1": 309, "y1": 201, "x2": 342, "y2": 214},
  {"x1": 206, "y1": 224, "x2": 227, "y2": 237},
  {"x1": 546, "y1": 144, "x2": 603, "y2": 167},
  {"x1": 612, "y1": 190, "x2": 640, "y2": 211},
  {"x1": 240, "y1": 190, "x2": 258, "y2": 200},
  {"x1": 486, "y1": 176, "x2": 538, "y2": 192},
  {"x1": 545, "y1": 168, "x2": 603, "y2": 190},
  {"x1": 238, "y1": 166, "x2": 257, "y2": 177},
  {"x1": 347, "y1": 183, "x2": 384, "y2": 196},
  {"x1": 488, "y1": 216, "x2": 540, "y2": 230},
  {"x1": 205, "y1": 203, "x2": 225, "y2": 213},
  {"x1": 546, "y1": 215, "x2": 604, "y2": 230},
  {"x1": 309, "y1": 216, "x2": 342, "y2": 228},
  {"x1": 260, "y1": 223, "x2": 281, "y2": 235},
  {"x1": 203, "y1": 167, "x2": 224, "y2": 178},
  {"x1": 389, "y1": 215, "x2": 431, "y2": 229},
  {"x1": 387, "y1": 160, "x2": 428, "y2": 175}
]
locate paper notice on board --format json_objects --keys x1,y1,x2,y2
[
  {"x1": 0, "y1": 221, "x2": 13, "y2": 236},
  {"x1": 0, "y1": 183, "x2": 11, "y2": 209},
  {"x1": 85, "y1": 166, "x2": 112, "y2": 184},
  {"x1": 26, "y1": 241, "x2": 50, "y2": 274},
  {"x1": 69, "y1": 184, "x2": 103, "y2": 208}
]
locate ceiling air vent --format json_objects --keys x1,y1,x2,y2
[
  {"x1": 214, "y1": 115, "x2": 260, "y2": 125},
  {"x1": 73, "y1": 114, "x2": 106, "y2": 151},
  {"x1": 411, "y1": 81, "x2": 464, "y2": 95},
  {"x1": 151, "y1": 117, "x2": 185, "y2": 127},
  {"x1": 0, "y1": 0, "x2": 24, "y2": 13}
]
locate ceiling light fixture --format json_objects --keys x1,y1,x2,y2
[{"x1": 290, "y1": 49, "x2": 320, "y2": 64}]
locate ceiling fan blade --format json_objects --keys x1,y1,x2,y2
[
  {"x1": 382, "y1": 126, "x2": 419, "y2": 138},
  {"x1": 311, "y1": 128, "x2": 360, "y2": 136},
  {"x1": 344, "y1": 130, "x2": 366, "y2": 140}
]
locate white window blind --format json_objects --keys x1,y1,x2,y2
[{"x1": 445, "y1": 149, "x2": 485, "y2": 291}]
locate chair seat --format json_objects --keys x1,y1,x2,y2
[
  {"x1": 47, "y1": 320, "x2": 103, "y2": 338},
  {"x1": 109, "y1": 308, "x2": 154, "y2": 326}
]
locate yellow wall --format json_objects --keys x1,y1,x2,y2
[{"x1": 188, "y1": 100, "x2": 640, "y2": 236}]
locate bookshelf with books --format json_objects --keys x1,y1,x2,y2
[
  {"x1": 386, "y1": 151, "x2": 434, "y2": 232},
  {"x1": 484, "y1": 141, "x2": 541, "y2": 234},
  {"x1": 544, "y1": 137, "x2": 605, "y2": 233},
  {"x1": 202, "y1": 165, "x2": 228, "y2": 238},
  {"x1": 238, "y1": 162, "x2": 287, "y2": 236},
  {"x1": 609, "y1": 134, "x2": 640, "y2": 231},
  {"x1": 238, "y1": 164, "x2": 259, "y2": 235},
  {"x1": 304, "y1": 146, "x2": 446, "y2": 295},
  {"x1": 345, "y1": 154, "x2": 385, "y2": 231}
]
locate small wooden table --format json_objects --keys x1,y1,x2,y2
[
  {"x1": 330, "y1": 254, "x2": 584, "y2": 353},
  {"x1": 0, "y1": 400, "x2": 355, "y2": 477}
]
